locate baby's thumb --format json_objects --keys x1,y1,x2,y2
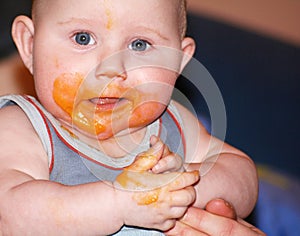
[{"x1": 127, "y1": 141, "x2": 164, "y2": 171}]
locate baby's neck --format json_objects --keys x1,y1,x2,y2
[{"x1": 74, "y1": 126, "x2": 148, "y2": 158}]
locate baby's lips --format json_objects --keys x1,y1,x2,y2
[{"x1": 91, "y1": 97, "x2": 128, "y2": 112}]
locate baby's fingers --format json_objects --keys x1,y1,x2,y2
[
  {"x1": 168, "y1": 171, "x2": 199, "y2": 191},
  {"x1": 152, "y1": 153, "x2": 183, "y2": 173},
  {"x1": 170, "y1": 186, "x2": 197, "y2": 207},
  {"x1": 150, "y1": 135, "x2": 171, "y2": 157},
  {"x1": 165, "y1": 187, "x2": 197, "y2": 221},
  {"x1": 127, "y1": 141, "x2": 163, "y2": 171}
]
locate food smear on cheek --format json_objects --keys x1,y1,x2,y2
[
  {"x1": 53, "y1": 73, "x2": 84, "y2": 116},
  {"x1": 53, "y1": 74, "x2": 160, "y2": 137},
  {"x1": 72, "y1": 101, "x2": 107, "y2": 136},
  {"x1": 53, "y1": 73, "x2": 107, "y2": 135},
  {"x1": 129, "y1": 101, "x2": 163, "y2": 126}
]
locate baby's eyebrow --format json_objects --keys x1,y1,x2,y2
[
  {"x1": 134, "y1": 26, "x2": 170, "y2": 41},
  {"x1": 57, "y1": 17, "x2": 95, "y2": 26},
  {"x1": 57, "y1": 18, "x2": 170, "y2": 41}
]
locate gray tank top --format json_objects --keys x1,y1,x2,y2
[{"x1": 0, "y1": 94, "x2": 185, "y2": 235}]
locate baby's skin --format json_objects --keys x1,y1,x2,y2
[{"x1": 114, "y1": 136, "x2": 199, "y2": 230}]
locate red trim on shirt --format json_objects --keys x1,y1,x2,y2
[
  {"x1": 24, "y1": 96, "x2": 55, "y2": 173},
  {"x1": 158, "y1": 117, "x2": 163, "y2": 138},
  {"x1": 166, "y1": 108, "x2": 186, "y2": 157},
  {"x1": 52, "y1": 126, "x2": 124, "y2": 171}
]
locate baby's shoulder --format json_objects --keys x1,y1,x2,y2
[
  {"x1": 0, "y1": 103, "x2": 30, "y2": 123},
  {"x1": 170, "y1": 100, "x2": 211, "y2": 162},
  {"x1": 170, "y1": 100, "x2": 204, "y2": 131},
  {"x1": 0, "y1": 104, "x2": 37, "y2": 138},
  {"x1": 0, "y1": 104, "x2": 49, "y2": 180}
]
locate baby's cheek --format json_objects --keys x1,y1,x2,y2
[
  {"x1": 129, "y1": 102, "x2": 165, "y2": 126},
  {"x1": 53, "y1": 73, "x2": 84, "y2": 116}
]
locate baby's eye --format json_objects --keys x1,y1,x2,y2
[
  {"x1": 73, "y1": 32, "x2": 95, "y2": 46},
  {"x1": 129, "y1": 39, "x2": 151, "y2": 52}
]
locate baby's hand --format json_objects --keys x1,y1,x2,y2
[
  {"x1": 114, "y1": 168, "x2": 199, "y2": 231},
  {"x1": 150, "y1": 135, "x2": 184, "y2": 174},
  {"x1": 113, "y1": 142, "x2": 199, "y2": 231}
]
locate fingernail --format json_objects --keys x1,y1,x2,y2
[
  {"x1": 152, "y1": 164, "x2": 160, "y2": 172},
  {"x1": 150, "y1": 135, "x2": 158, "y2": 146}
]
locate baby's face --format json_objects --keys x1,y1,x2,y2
[{"x1": 32, "y1": 0, "x2": 189, "y2": 140}]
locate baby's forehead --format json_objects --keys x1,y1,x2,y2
[
  {"x1": 32, "y1": 0, "x2": 186, "y2": 15},
  {"x1": 32, "y1": 0, "x2": 187, "y2": 35}
]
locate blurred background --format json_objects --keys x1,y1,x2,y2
[
  {"x1": 181, "y1": 1, "x2": 300, "y2": 235},
  {"x1": 0, "y1": 0, "x2": 299, "y2": 235},
  {"x1": 0, "y1": 1, "x2": 34, "y2": 96},
  {"x1": 184, "y1": 0, "x2": 300, "y2": 178}
]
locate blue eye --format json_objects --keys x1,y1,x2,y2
[
  {"x1": 129, "y1": 39, "x2": 151, "y2": 51},
  {"x1": 74, "y1": 32, "x2": 95, "y2": 46}
]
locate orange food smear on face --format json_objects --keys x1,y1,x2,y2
[
  {"x1": 53, "y1": 72, "x2": 134, "y2": 137},
  {"x1": 53, "y1": 73, "x2": 84, "y2": 116},
  {"x1": 129, "y1": 101, "x2": 163, "y2": 127},
  {"x1": 93, "y1": 119, "x2": 106, "y2": 134},
  {"x1": 104, "y1": 0, "x2": 114, "y2": 30},
  {"x1": 52, "y1": 72, "x2": 163, "y2": 139},
  {"x1": 53, "y1": 73, "x2": 105, "y2": 136},
  {"x1": 60, "y1": 125, "x2": 78, "y2": 139},
  {"x1": 105, "y1": 9, "x2": 113, "y2": 30}
]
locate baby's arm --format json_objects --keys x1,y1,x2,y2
[
  {"x1": 0, "y1": 106, "x2": 122, "y2": 235},
  {"x1": 0, "y1": 106, "x2": 198, "y2": 235},
  {"x1": 172, "y1": 101, "x2": 258, "y2": 218}
]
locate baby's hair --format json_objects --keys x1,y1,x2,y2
[
  {"x1": 31, "y1": 0, "x2": 39, "y2": 19},
  {"x1": 31, "y1": 0, "x2": 188, "y2": 38},
  {"x1": 179, "y1": 0, "x2": 188, "y2": 38}
]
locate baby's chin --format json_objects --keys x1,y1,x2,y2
[
  {"x1": 63, "y1": 122, "x2": 113, "y2": 141},
  {"x1": 60, "y1": 119, "x2": 140, "y2": 141}
]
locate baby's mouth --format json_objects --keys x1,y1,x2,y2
[
  {"x1": 69, "y1": 96, "x2": 132, "y2": 138},
  {"x1": 90, "y1": 97, "x2": 128, "y2": 112}
]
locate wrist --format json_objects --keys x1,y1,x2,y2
[{"x1": 112, "y1": 181, "x2": 127, "y2": 226}]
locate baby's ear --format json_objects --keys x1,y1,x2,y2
[
  {"x1": 11, "y1": 15, "x2": 34, "y2": 74},
  {"x1": 180, "y1": 37, "x2": 196, "y2": 73}
]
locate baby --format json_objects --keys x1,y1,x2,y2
[{"x1": 0, "y1": 0, "x2": 258, "y2": 235}]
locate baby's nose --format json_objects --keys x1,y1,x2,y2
[{"x1": 95, "y1": 53, "x2": 127, "y2": 80}]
